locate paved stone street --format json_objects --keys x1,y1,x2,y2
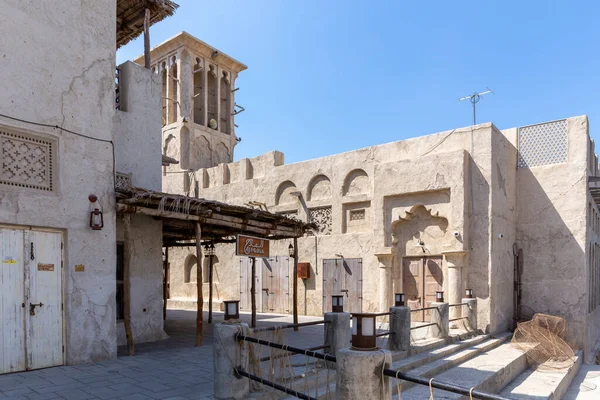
[{"x1": 0, "y1": 310, "x2": 325, "y2": 400}]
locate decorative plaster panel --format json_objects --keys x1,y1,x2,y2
[{"x1": 1, "y1": 129, "x2": 54, "y2": 191}]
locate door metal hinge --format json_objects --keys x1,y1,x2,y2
[
  {"x1": 62, "y1": 345, "x2": 65, "y2": 353},
  {"x1": 61, "y1": 303, "x2": 64, "y2": 311},
  {"x1": 61, "y1": 242, "x2": 64, "y2": 250}
]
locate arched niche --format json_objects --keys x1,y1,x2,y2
[
  {"x1": 203, "y1": 255, "x2": 219, "y2": 284},
  {"x1": 343, "y1": 169, "x2": 369, "y2": 196},
  {"x1": 189, "y1": 134, "x2": 212, "y2": 170},
  {"x1": 184, "y1": 254, "x2": 198, "y2": 283},
  {"x1": 275, "y1": 181, "x2": 298, "y2": 206},
  {"x1": 193, "y1": 57, "x2": 205, "y2": 125},
  {"x1": 307, "y1": 174, "x2": 332, "y2": 201},
  {"x1": 214, "y1": 142, "x2": 230, "y2": 165},
  {"x1": 220, "y1": 71, "x2": 231, "y2": 134},
  {"x1": 207, "y1": 64, "x2": 218, "y2": 129},
  {"x1": 391, "y1": 204, "x2": 449, "y2": 256}
]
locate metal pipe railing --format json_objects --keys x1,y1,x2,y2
[
  {"x1": 410, "y1": 322, "x2": 438, "y2": 330},
  {"x1": 375, "y1": 331, "x2": 393, "y2": 337},
  {"x1": 235, "y1": 367, "x2": 317, "y2": 400},
  {"x1": 448, "y1": 303, "x2": 469, "y2": 307},
  {"x1": 409, "y1": 306, "x2": 438, "y2": 312},
  {"x1": 449, "y1": 317, "x2": 468, "y2": 322},
  {"x1": 382, "y1": 369, "x2": 511, "y2": 400},
  {"x1": 236, "y1": 334, "x2": 336, "y2": 363},
  {"x1": 257, "y1": 344, "x2": 330, "y2": 363},
  {"x1": 251, "y1": 320, "x2": 329, "y2": 333},
  {"x1": 369, "y1": 312, "x2": 392, "y2": 317}
]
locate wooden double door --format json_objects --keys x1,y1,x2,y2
[
  {"x1": 240, "y1": 256, "x2": 290, "y2": 314},
  {"x1": 322, "y1": 258, "x2": 362, "y2": 314},
  {"x1": 402, "y1": 256, "x2": 443, "y2": 322},
  {"x1": 1, "y1": 228, "x2": 63, "y2": 374}
]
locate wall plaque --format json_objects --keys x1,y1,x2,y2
[
  {"x1": 75, "y1": 264, "x2": 85, "y2": 272},
  {"x1": 38, "y1": 263, "x2": 54, "y2": 271},
  {"x1": 236, "y1": 235, "x2": 270, "y2": 258}
]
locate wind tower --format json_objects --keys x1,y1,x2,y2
[{"x1": 135, "y1": 31, "x2": 247, "y2": 194}]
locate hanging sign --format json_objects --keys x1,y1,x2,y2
[{"x1": 236, "y1": 235, "x2": 270, "y2": 258}]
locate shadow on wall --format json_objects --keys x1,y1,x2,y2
[{"x1": 515, "y1": 166, "x2": 586, "y2": 353}]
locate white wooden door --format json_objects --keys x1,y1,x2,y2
[
  {"x1": 240, "y1": 257, "x2": 262, "y2": 312},
  {"x1": 25, "y1": 231, "x2": 63, "y2": 370},
  {"x1": 0, "y1": 228, "x2": 62, "y2": 374},
  {"x1": 0, "y1": 228, "x2": 26, "y2": 374}
]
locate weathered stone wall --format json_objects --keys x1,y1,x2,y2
[
  {"x1": 0, "y1": 0, "x2": 117, "y2": 363},
  {"x1": 114, "y1": 61, "x2": 166, "y2": 346},
  {"x1": 516, "y1": 116, "x2": 590, "y2": 358}
]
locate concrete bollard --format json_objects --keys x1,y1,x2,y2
[
  {"x1": 213, "y1": 322, "x2": 250, "y2": 400},
  {"x1": 324, "y1": 312, "x2": 351, "y2": 357},
  {"x1": 463, "y1": 298, "x2": 477, "y2": 332},
  {"x1": 336, "y1": 348, "x2": 392, "y2": 400},
  {"x1": 388, "y1": 306, "x2": 410, "y2": 352},
  {"x1": 429, "y1": 302, "x2": 449, "y2": 339}
]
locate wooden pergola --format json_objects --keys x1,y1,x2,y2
[{"x1": 116, "y1": 187, "x2": 314, "y2": 353}]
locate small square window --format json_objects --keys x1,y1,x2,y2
[{"x1": 349, "y1": 209, "x2": 365, "y2": 221}]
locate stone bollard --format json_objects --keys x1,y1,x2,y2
[
  {"x1": 324, "y1": 312, "x2": 351, "y2": 357},
  {"x1": 336, "y1": 348, "x2": 392, "y2": 400},
  {"x1": 429, "y1": 302, "x2": 449, "y2": 339},
  {"x1": 463, "y1": 298, "x2": 477, "y2": 332},
  {"x1": 213, "y1": 322, "x2": 250, "y2": 400},
  {"x1": 388, "y1": 306, "x2": 410, "y2": 352}
]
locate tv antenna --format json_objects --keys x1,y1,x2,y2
[{"x1": 459, "y1": 88, "x2": 494, "y2": 125}]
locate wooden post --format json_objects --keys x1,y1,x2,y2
[
  {"x1": 251, "y1": 256, "x2": 256, "y2": 328},
  {"x1": 123, "y1": 215, "x2": 135, "y2": 355},
  {"x1": 293, "y1": 237, "x2": 299, "y2": 331},
  {"x1": 163, "y1": 247, "x2": 169, "y2": 320},
  {"x1": 143, "y1": 9, "x2": 151, "y2": 69},
  {"x1": 208, "y1": 253, "x2": 213, "y2": 323},
  {"x1": 195, "y1": 223, "x2": 203, "y2": 346}
]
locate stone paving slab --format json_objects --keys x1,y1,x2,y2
[{"x1": 0, "y1": 309, "x2": 326, "y2": 400}]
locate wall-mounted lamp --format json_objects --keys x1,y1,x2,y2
[
  {"x1": 395, "y1": 293, "x2": 405, "y2": 307},
  {"x1": 465, "y1": 289, "x2": 474, "y2": 299},
  {"x1": 335, "y1": 253, "x2": 344, "y2": 259},
  {"x1": 288, "y1": 243, "x2": 295, "y2": 258},
  {"x1": 332, "y1": 295, "x2": 344, "y2": 312},
  {"x1": 88, "y1": 194, "x2": 104, "y2": 230},
  {"x1": 204, "y1": 242, "x2": 216, "y2": 257},
  {"x1": 351, "y1": 313, "x2": 376, "y2": 350},
  {"x1": 436, "y1": 291, "x2": 445, "y2": 303},
  {"x1": 224, "y1": 300, "x2": 240, "y2": 321}
]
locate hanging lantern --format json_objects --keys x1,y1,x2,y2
[
  {"x1": 288, "y1": 243, "x2": 295, "y2": 258},
  {"x1": 395, "y1": 293, "x2": 405, "y2": 307},
  {"x1": 88, "y1": 195, "x2": 104, "y2": 230},
  {"x1": 436, "y1": 291, "x2": 444, "y2": 303},
  {"x1": 204, "y1": 242, "x2": 216, "y2": 257},
  {"x1": 465, "y1": 289, "x2": 474, "y2": 299},
  {"x1": 351, "y1": 313, "x2": 376, "y2": 350},
  {"x1": 224, "y1": 300, "x2": 240, "y2": 321},
  {"x1": 332, "y1": 295, "x2": 344, "y2": 313}
]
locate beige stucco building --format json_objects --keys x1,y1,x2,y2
[{"x1": 153, "y1": 33, "x2": 600, "y2": 362}]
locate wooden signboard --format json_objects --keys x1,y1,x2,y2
[{"x1": 236, "y1": 235, "x2": 270, "y2": 258}]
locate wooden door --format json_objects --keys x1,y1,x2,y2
[
  {"x1": 25, "y1": 231, "x2": 63, "y2": 370},
  {"x1": 403, "y1": 257, "x2": 424, "y2": 321},
  {"x1": 323, "y1": 258, "x2": 362, "y2": 314},
  {"x1": 239, "y1": 257, "x2": 262, "y2": 312},
  {"x1": 402, "y1": 256, "x2": 443, "y2": 322},
  {"x1": 0, "y1": 228, "x2": 26, "y2": 374},
  {"x1": 423, "y1": 257, "x2": 443, "y2": 320},
  {"x1": 261, "y1": 257, "x2": 290, "y2": 314},
  {"x1": 0, "y1": 228, "x2": 63, "y2": 374}
]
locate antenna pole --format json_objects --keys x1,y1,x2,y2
[
  {"x1": 458, "y1": 88, "x2": 494, "y2": 126},
  {"x1": 473, "y1": 99, "x2": 476, "y2": 125}
]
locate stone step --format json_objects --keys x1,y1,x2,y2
[
  {"x1": 392, "y1": 333, "x2": 506, "y2": 372},
  {"x1": 394, "y1": 342, "x2": 528, "y2": 399},
  {"x1": 498, "y1": 350, "x2": 582, "y2": 400}
]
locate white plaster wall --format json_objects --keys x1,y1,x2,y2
[
  {"x1": 516, "y1": 116, "x2": 590, "y2": 358},
  {"x1": 114, "y1": 61, "x2": 162, "y2": 191},
  {"x1": 0, "y1": 0, "x2": 117, "y2": 363},
  {"x1": 116, "y1": 216, "x2": 167, "y2": 345},
  {"x1": 114, "y1": 60, "x2": 166, "y2": 346}
]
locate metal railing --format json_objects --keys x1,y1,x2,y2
[
  {"x1": 382, "y1": 368, "x2": 511, "y2": 400},
  {"x1": 448, "y1": 303, "x2": 469, "y2": 323},
  {"x1": 251, "y1": 320, "x2": 329, "y2": 333},
  {"x1": 235, "y1": 368, "x2": 317, "y2": 400},
  {"x1": 409, "y1": 306, "x2": 440, "y2": 330}
]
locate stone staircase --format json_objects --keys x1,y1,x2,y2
[{"x1": 255, "y1": 332, "x2": 582, "y2": 400}]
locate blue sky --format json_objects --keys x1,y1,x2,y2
[{"x1": 117, "y1": 0, "x2": 600, "y2": 164}]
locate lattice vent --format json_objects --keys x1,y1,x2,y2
[
  {"x1": 115, "y1": 172, "x2": 132, "y2": 191},
  {"x1": 309, "y1": 206, "x2": 332, "y2": 235},
  {"x1": 517, "y1": 120, "x2": 568, "y2": 169},
  {"x1": 1, "y1": 129, "x2": 54, "y2": 191}
]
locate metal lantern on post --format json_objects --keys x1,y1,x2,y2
[
  {"x1": 436, "y1": 291, "x2": 445, "y2": 303},
  {"x1": 465, "y1": 289, "x2": 474, "y2": 299},
  {"x1": 351, "y1": 313, "x2": 376, "y2": 350},
  {"x1": 394, "y1": 293, "x2": 405, "y2": 307},
  {"x1": 204, "y1": 242, "x2": 216, "y2": 323},
  {"x1": 223, "y1": 300, "x2": 240, "y2": 321},
  {"x1": 332, "y1": 295, "x2": 344, "y2": 312}
]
